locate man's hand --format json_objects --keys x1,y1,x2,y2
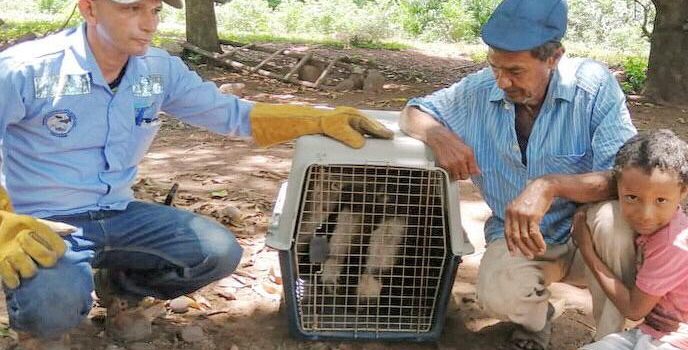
[
  {"x1": 504, "y1": 178, "x2": 552, "y2": 259},
  {"x1": 0, "y1": 212, "x2": 67, "y2": 289},
  {"x1": 0, "y1": 186, "x2": 68, "y2": 289},
  {"x1": 426, "y1": 126, "x2": 480, "y2": 180},
  {"x1": 571, "y1": 207, "x2": 594, "y2": 252},
  {"x1": 250, "y1": 103, "x2": 394, "y2": 149}
]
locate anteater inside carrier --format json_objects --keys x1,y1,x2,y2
[{"x1": 286, "y1": 164, "x2": 455, "y2": 339}]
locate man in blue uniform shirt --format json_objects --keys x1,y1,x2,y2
[
  {"x1": 0, "y1": 0, "x2": 392, "y2": 345},
  {"x1": 401, "y1": 0, "x2": 638, "y2": 349}
]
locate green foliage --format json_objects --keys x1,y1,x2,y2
[
  {"x1": 568, "y1": 0, "x2": 652, "y2": 53},
  {"x1": 469, "y1": 50, "x2": 488, "y2": 63},
  {"x1": 38, "y1": 0, "x2": 70, "y2": 13},
  {"x1": 0, "y1": 0, "x2": 651, "y2": 68},
  {"x1": 620, "y1": 56, "x2": 648, "y2": 94},
  {"x1": 395, "y1": 0, "x2": 499, "y2": 42},
  {"x1": 397, "y1": 0, "x2": 444, "y2": 36},
  {"x1": 0, "y1": 21, "x2": 70, "y2": 42},
  {"x1": 215, "y1": 0, "x2": 273, "y2": 34}
]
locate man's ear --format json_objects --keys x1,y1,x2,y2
[
  {"x1": 547, "y1": 47, "x2": 565, "y2": 70},
  {"x1": 78, "y1": 0, "x2": 97, "y2": 25}
]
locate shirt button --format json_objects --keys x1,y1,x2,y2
[{"x1": 512, "y1": 143, "x2": 519, "y2": 151}]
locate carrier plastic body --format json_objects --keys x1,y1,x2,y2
[{"x1": 267, "y1": 110, "x2": 474, "y2": 341}]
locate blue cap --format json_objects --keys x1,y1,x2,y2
[{"x1": 481, "y1": 0, "x2": 567, "y2": 52}]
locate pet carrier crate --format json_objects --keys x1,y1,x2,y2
[{"x1": 266, "y1": 110, "x2": 474, "y2": 341}]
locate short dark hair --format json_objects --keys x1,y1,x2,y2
[
  {"x1": 529, "y1": 41, "x2": 563, "y2": 61},
  {"x1": 613, "y1": 129, "x2": 688, "y2": 185}
]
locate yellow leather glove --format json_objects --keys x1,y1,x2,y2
[
  {"x1": 0, "y1": 187, "x2": 67, "y2": 289},
  {"x1": 250, "y1": 103, "x2": 394, "y2": 148}
]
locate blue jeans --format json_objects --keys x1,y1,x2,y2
[{"x1": 4, "y1": 201, "x2": 243, "y2": 338}]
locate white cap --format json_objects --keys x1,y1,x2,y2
[{"x1": 111, "y1": 0, "x2": 183, "y2": 9}]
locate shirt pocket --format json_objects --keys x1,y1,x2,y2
[{"x1": 128, "y1": 118, "x2": 161, "y2": 165}]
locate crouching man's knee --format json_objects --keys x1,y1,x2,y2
[
  {"x1": 5, "y1": 258, "x2": 93, "y2": 338},
  {"x1": 477, "y1": 240, "x2": 551, "y2": 332},
  {"x1": 585, "y1": 200, "x2": 636, "y2": 284}
]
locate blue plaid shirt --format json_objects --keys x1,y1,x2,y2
[
  {"x1": 407, "y1": 57, "x2": 636, "y2": 244},
  {"x1": 0, "y1": 24, "x2": 253, "y2": 217}
]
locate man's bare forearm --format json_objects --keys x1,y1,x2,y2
[
  {"x1": 400, "y1": 106, "x2": 455, "y2": 148},
  {"x1": 400, "y1": 106, "x2": 440, "y2": 143},
  {"x1": 537, "y1": 171, "x2": 617, "y2": 204}
]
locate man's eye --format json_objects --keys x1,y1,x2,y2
[{"x1": 657, "y1": 198, "x2": 668, "y2": 204}]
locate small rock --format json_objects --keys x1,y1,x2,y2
[
  {"x1": 269, "y1": 265, "x2": 283, "y2": 285},
  {"x1": 105, "y1": 345, "x2": 123, "y2": 350},
  {"x1": 169, "y1": 296, "x2": 192, "y2": 313},
  {"x1": 216, "y1": 286, "x2": 237, "y2": 300},
  {"x1": 180, "y1": 325, "x2": 205, "y2": 343},
  {"x1": 220, "y1": 205, "x2": 243, "y2": 222},
  {"x1": 129, "y1": 343, "x2": 155, "y2": 350},
  {"x1": 261, "y1": 280, "x2": 281, "y2": 295},
  {"x1": 309, "y1": 342, "x2": 330, "y2": 350},
  {"x1": 230, "y1": 345, "x2": 239, "y2": 350}
]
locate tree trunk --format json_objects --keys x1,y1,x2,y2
[
  {"x1": 645, "y1": 0, "x2": 688, "y2": 106},
  {"x1": 185, "y1": 0, "x2": 220, "y2": 52}
]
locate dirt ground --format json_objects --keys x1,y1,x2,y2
[{"x1": 1, "y1": 43, "x2": 687, "y2": 350}]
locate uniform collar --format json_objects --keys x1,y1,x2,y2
[
  {"x1": 488, "y1": 56, "x2": 577, "y2": 104},
  {"x1": 64, "y1": 23, "x2": 149, "y2": 91},
  {"x1": 63, "y1": 23, "x2": 108, "y2": 87}
]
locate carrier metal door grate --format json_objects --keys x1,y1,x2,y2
[{"x1": 293, "y1": 164, "x2": 448, "y2": 333}]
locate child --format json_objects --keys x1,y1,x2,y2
[{"x1": 574, "y1": 129, "x2": 688, "y2": 350}]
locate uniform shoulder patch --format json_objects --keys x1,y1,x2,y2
[
  {"x1": 34, "y1": 74, "x2": 92, "y2": 99},
  {"x1": 132, "y1": 75, "x2": 163, "y2": 97},
  {"x1": 43, "y1": 110, "x2": 77, "y2": 137}
]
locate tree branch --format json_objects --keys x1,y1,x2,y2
[{"x1": 633, "y1": 0, "x2": 654, "y2": 40}]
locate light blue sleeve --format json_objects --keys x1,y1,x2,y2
[
  {"x1": 590, "y1": 70, "x2": 637, "y2": 171},
  {"x1": 161, "y1": 56, "x2": 254, "y2": 137},
  {"x1": 405, "y1": 79, "x2": 468, "y2": 130}
]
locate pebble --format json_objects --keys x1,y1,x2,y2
[
  {"x1": 220, "y1": 205, "x2": 243, "y2": 222},
  {"x1": 180, "y1": 325, "x2": 205, "y2": 343},
  {"x1": 169, "y1": 296, "x2": 192, "y2": 313},
  {"x1": 129, "y1": 343, "x2": 155, "y2": 350}
]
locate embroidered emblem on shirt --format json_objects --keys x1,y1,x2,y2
[
  {"x1": 34, "y1": 74, "x2": 91, "y2": 99},
  {"x1": 132, "y1": 75, "x2": 163, "y2": 97},
  {"x1": 43, "y1": 110, "x2": 77, "y2": 137}
]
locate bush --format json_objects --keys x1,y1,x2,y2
[
  {"x1": 620, "y1": 56, "x2": 647, "y2": 94},
  {"x1": 215, "y1": 0, "x2": 273, "y2": 34},
  {"x1": 38, "y1": 0, "x2": 71, "y2": 13}
]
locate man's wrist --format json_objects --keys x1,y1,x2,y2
[
  {"x1": 426, "y1": 125, "x2": 455, "y2": 149},
  {"x1": 534, "y1": 175, "x2": 558, "y2": 200}
]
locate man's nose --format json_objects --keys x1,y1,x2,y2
[
  {"x1": 140, "y1": 12, "x2": 159, "y2": 33},
  {"x1": 496, "y1": 71, "x2": 512, "y2": 90}
]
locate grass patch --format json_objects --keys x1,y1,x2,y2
[
  {"x1": 565, "y1": 41, "x2": 649, "y2": 66},
  {"x1": 220, "y1": 32, "x2": 410, "y2": 50},
  {"x1": 0, "y1": 20, "x2": 67, "y2": 42}
]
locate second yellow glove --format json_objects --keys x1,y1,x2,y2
[
  {"x1": 0, "y1": 187, "x2": 67, "y2": 289},
  {"x1": 250, "y1": 103, "x2": 394, "y2": 148}
]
